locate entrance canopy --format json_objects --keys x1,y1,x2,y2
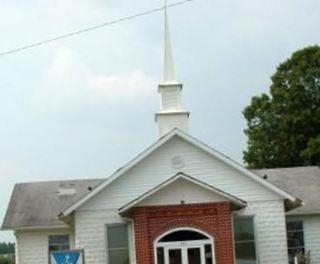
[{"x1": 119, "y1": 172, "x2": 246, "y2": 216}]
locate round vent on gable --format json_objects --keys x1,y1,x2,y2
[{"x1": 171, "y1": 156, "x2": 185, "y2": 169}]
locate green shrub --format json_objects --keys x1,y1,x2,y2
[{"x1": 0, "y1": 255, "x2": 13, "y2": 264}]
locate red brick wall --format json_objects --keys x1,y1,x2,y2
[{"x1": 131, "y1": 202, "x2": 235, "y2": 264}]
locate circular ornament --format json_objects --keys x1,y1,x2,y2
[{"x1": 171, "y1": 156, "x2": 185, "y2": 169}]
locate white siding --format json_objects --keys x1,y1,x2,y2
[
  {"x1": 80, "y1": 136, "x2": 281, "y2": 212},
  {"x1": 139, "y1": 178, "x2": 226, "y2": 206},
  {"x1": 236, "y1": 201, "x2": 289, "y2": 264},
  {"x1": 74, "y1": 136, "x2": 288, "y2": 264},
  {"x1": 74, "y1": 210, "x2": 135, "y2": 264},
  {"x1": 286, "y1": 215, "x2": 320, "y2": 264},
  {"x1": 15, "y1": 228, "x2": 74, "y2": 264},
  {"x1": 156, "y1": 113, "x2": 189, "y2": 137}
]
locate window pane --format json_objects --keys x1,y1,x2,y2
[
  {"x1": 287, "y1": 232, "x2": 304, "y2": 248},
  {"x1": 48, "y1": 235, "x2": 70, "y2": 252},
  {"x1": 205, "y1": 244, "x2": 213, "y2": 264},
  {"x1": 159, "y1": 230, "x2": 208, "y2": 242},
  {"x1": 107, "y1": 224, "x2": 129, "y2": 249},
  {"x1": 287, "y1": 222, "x2": 303, "y2": 231},
  {"x1": 233, "y1": 217, "x2": 256, "y2": 264},
  {"x1": 235, "y1": 242, "x2": 256, "y2": 264},
  {"x1": 286, "y1": 221, "x2": 305, "y2": 264},
  {"x1": 108, "y1": 249, "x2": 129, "y2": 264},
  {"x1": 234, "y1": 218, "x2": 255, "y2": 241},
  {"x1": 49, "y1": 245, "x2": 61, "y2": 252},
  {"x1": 188, "y1": 248, "x2": 201, "y2": 264},
  {"x1": 169, "y1": 249, "x2": 182, "y2": 264},
  {"x1": 157, "y1": 247, "x2": 165, "y2": 264}
]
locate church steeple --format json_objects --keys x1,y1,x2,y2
[
  {"x1": 163, "y1": 0, "x2": 176, "y2": 83},
  {"x1": 155, "y1": 0, "x2": 190, "y2": 138}
]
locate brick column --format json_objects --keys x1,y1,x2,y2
[{"x1": 132, "y1": 207, "x2": 153, "y2": 264}]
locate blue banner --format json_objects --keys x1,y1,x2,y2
[{"x1": 50, "y1": 250, "x2": 83, "y2": 264}]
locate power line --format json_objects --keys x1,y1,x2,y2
[{"x1": 0, "y1": 0, "x2": 197, "y2": 58}]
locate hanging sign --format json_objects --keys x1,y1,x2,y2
[{"x1": 50, "y1": 250, "x2": 84, "y2": 264}]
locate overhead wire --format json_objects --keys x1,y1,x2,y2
[{"x1": 0, "y1": 0, "x2": 198, "y2": 58}]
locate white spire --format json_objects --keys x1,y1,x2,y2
[
  {"x1": 155, "y1": 0, "x2": 190, "y2": 138},
  {"x1": 163, "y1": 0, "x2": 176, "y2": 83}
]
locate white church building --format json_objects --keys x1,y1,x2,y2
[{"x1": 2, "y1": 3, "x2": 320, "y2": 264}]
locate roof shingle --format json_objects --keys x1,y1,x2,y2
[
  {"x1": 1, "y1": 179, "x2": 102, "y2": 230},
  {"x1": 255, "y1": 166, "x2": 320, "y2": 215}
]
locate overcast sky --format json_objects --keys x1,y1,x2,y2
[{"x1": 0, "y1": 0, "x2": 320, "y2": 242}]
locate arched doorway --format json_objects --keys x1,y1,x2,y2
[{"x1": 154, "y1": 228, "x2": 215, "y2": 264}]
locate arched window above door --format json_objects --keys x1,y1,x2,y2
[
  {"x1": 155, "y1": 228, "x2": 215, "y2": 264},
  {"x1": 159, "y1": 230, "x2": 209, "y2": 242}
]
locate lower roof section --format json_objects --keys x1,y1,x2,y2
[
  {"x1": 1, "y1": 179, "x2": 102, "y2": 230},
  {"x1": 119, "y1": 172, "x2": 247, "y2": 216},
  {"x1": 255, "y1": 166, "x2": 320, "y2": 215}
]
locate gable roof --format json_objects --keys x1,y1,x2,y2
[
  {"x1": 255, "y1": 166, "x2": 320, "y2": 215},
  {"x1": 61, "y1": 129, "x2": 300, "y2": 217},
  {"x1": 1, "y1": 179, "x2": 102, "y2": 230},
  {"x1": 119, "y1": 172, "x2": 247, "y2": 215}
]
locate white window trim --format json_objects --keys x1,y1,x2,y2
[
  {"x1": 232, "y1": 215, "x2": 258, "y2": 264},
  {"x1": 153, "y1": 227, "x2": 216, "y2": 264},
  {"x1": 48, "y1": 234, "x2": 70, "y2": 252},
  {"x1": 105, "y1": 223, "x2": 131, "y2": 264},
  {"x1": 286, "y1": 220, "x2": 305, "y2": 263},
  {"x1": 47, "y1": 233, "x2": 71, "y2": 263}
]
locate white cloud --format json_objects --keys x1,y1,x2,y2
[
  {"x1": 30, "y1": 47, "x2": 157, "y2": 111},
  {"x1": 92, "y1": 70, "x2": 155, "y2": 103}
]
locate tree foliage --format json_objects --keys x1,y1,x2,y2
[
  {"x1": 243, "y1": 46, "x2": 320, "y2": 169},
  {"x1": 0, "y1": 256, "x2": 13, "y2": 264},
  {"x1": 0, "y1": 243, "x2": 14, "y2": 264},
  {"x1": 0, "y1": 243, "x2": 14, "y2": 255}
]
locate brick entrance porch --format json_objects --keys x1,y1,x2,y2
[{"x1": 130, "y1": 202, "x2": 235, "y2": 264}]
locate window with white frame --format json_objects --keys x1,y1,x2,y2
[
  {"x1": 233, "y1": 217, "x2": 257, "y2": 264},
  {"x1": 106, "y1": 224, "x2": 130, "y2": 264},
  {"x1": 286, "y1": 221, "x2": 305, "y2": 264},
  {"x1": 48, "y1": 234, "x2": 70, "y2": 252},
  {"x1": 155, "y1": 228, "x2": 214, "y2": 264}
]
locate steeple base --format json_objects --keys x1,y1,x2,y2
[{"x1": 155, "y1": 111, "x2": 190, "y2": 137}]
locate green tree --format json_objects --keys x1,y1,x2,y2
[
  {"x1": 243, "y1": 46, "x2": 320, "y2": 169},
  {"x1": 0, "y1": 243, "x2": 14, "y2": 255},
  {"x1": 0, "y1": 255, "x2": 13, "y2": 264}
]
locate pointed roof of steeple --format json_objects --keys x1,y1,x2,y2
[{"x1": 163, "y1": 0, "x2": 177, "y2": 83}]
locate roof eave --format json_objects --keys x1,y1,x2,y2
[
  {"x1": 286, "y1": 210, "x2": 320, "y2": 216},
  {"x1": 1, "y1": 224, "x2": 70, "y2": 231},
  {"x1": 284, "y1": 198, "x2": 304, "y2": 212}
]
